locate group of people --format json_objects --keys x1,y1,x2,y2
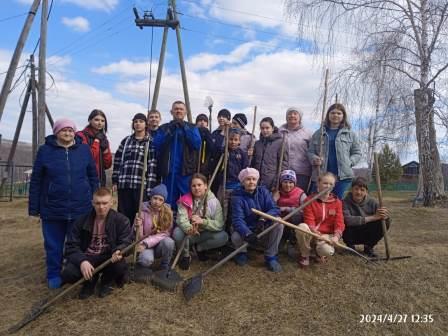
[{"x1": 28, "y1": 100, "x2": 391, "y2": 299}]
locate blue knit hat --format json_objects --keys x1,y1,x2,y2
[
  {"x1": 149, "y1": 184, "x2": 168, "y2": 201},
  {"x1": 280, "y1": 170, "x2": 296, "y2": 184}
]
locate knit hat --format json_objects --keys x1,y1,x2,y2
[
  {"x1": 280, "y1": 170, "x2": 296, "y2": 184},
  {"x1": 286, "y1": 106, "x2": 304, "y2": 118},
  {"x1": 217, "y1": 108, "x2": 231, "y2": 120},
  {"x1": 232, "y1": 113, "x2": 248, "y2": 128},
  {"x1": 132, "y1": 113, "x2": 147, "y2": 123},
  {"x1": 195, "y1": 113, "x2": 209, "y2": 123},
  {"x1": 149, "y1": 184, "x2": 168, "y2": 201},
  {"x1": 238, "y1": 167, "x2": 260, "y2": 183},
  {"x1": 53, "y1": 118, "x2": 77, "y2": 135}
]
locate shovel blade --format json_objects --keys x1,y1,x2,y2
[
  {"x1": 182, "y1": 274, "x2": 204, "y2": 301},
  {"x1": 131, "y1": 264, "x2": 153, "y2": 284},
  {"x1": 151, "y1": 269, "x2": 183, "y2": 291}
]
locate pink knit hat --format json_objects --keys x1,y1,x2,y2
[
  {"x1": 238, "y1": 167, "x2": 260, "y2": 183},
  {"x1": 53, "y1": 118, "x2": 77, "y2": 135}
]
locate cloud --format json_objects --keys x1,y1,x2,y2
[
  {"x1": 61, "y1": 16, "x2": 90, "y2": 32},
  {"x1": 92, "y1": 59, "x2": 158, "y2": 77},
  {"x1": 186, "y1": 41, "x2": 271, "y2": 72}
]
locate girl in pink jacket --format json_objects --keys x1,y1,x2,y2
[{"x1": 134, "y1": 184, "x2": 175, "y2": 270}]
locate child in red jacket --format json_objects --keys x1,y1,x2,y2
[{"x1": 296, "y1": 172, "x2": 345, "y2": 267}]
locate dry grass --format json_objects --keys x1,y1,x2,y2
[{"x1": 0, "y1": 194, "x2": 447, "y2": 336}]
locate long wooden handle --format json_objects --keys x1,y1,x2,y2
[
  {"x1": 248, "y1": 105, "x2": 257, "y2": 162},
  {"x1": 252, "y1": 209, "x2": 371, "y2": 262},
  {"x1": 374, "y1": 152, "x2": 390, "y2": 259},
  {"x1": 318, "y1": 68, "x2": 329, "y2": 176},
  {"x1": 201, "y1": 188, "x2": 331, "y2": 277},
  {"x1": 275, "y1": 131, "x2": 287, "y2": 191}
]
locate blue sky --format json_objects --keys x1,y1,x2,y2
[{"x1": 0, "y1": 0, "x2": 440, "y2": 164}]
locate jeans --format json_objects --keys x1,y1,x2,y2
[{"x1": 173, "y1": 227, "x2": 229, "y2": 257}]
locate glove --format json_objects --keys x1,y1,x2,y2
[{"x1": 244, "y1": 233, "x2": 259, "y2": 245}]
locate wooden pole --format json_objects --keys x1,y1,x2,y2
[
  {"x1": 37, "y1": 0, "x2": 48, "y2": 145},
  {"x1": 374, "y1": 152, "x2": 391, "y2": 260},
  {"x1": 171, "y1": 0, "x2": 192, "y2": 123},
  {"x1": 30, "y1": 55, "x2": 38, "y2": 161},
  {"x1": 318, "y1": 68, "x2": 329, "y2": 176},
  {"x1": 150, "y1": 9, "x2": 169, "y2": 111},
  {"x1": 247, "y1": 105, "x2": 257, "y2": 163},
  {"x1": 0, "y1": 0, "x2": 41, "y2": 122}
]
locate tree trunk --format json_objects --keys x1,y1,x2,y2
[{"x1": 414, "y1": 88, "x2": 445, "y2": 206}]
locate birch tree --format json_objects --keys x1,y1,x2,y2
[{"x1": 286, "y1": 0, "x2": 448, "y2": 206}]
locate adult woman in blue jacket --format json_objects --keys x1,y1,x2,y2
[
  {"x1": 308, "y1": 103, "x2": 361, "y2": 198},
  {"x1": 29, "y1": 119, "x2": 98, "y2": 288}
]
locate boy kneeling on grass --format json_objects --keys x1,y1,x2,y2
[
  {"x1": 61, "y1": 187, "x2": 132, "y2": 299},
  {"x1": 296, "y1": 172, "x2": 345, "y2": 267}
]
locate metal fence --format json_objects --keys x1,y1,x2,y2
[{"x1": 0, "y1": 162, "x2": 33, "y2": 201}]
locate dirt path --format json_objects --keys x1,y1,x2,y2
[{"x1": 0, "y1": 196, "x2": 447, "y2": 336}]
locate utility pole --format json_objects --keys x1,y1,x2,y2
[
  {"x1": 133, "y1": 1, "x2": 193, "y2": 123},
  {"x1": 38, "y1": 0, "x2": 48, "y2": 145},
  {"x1": 171, "y1": 0, "x2": 192, "y2": 122},
  {"x1": 0, "y1": 0, "x2": 41, "y2": 123},
  {"x1": 30, "y1": 55, "x2": 38, "y2": 160}
]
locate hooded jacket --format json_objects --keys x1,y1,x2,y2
[
  {"x1": 64, "y1": 209, "x2": 132, "y2": 266},
  {"x1": 231, "y1": 185, "x2": 280, "y2": 237},
  {"x1": 279, "y1": 124, "x2": 312, "y2": 176},
  {"x1": 176, "y1": 190, "x2": 224, "y2": 233},
  {"x1": 251, "y1": 131, "x2": 288, "y2": 190},
  {"x1": 137, "y1": 202, "x2": 173, "y2": 248},
  {"x1": 343, "y1": 192, "x2": 392, "y2": 227},
  {"x1": 29, "y1": 135, "x2": 99, "y2": 221},
  {"x1": 303, "y1": 193, "x2": 345, "y2": 237},
  {"x1": 308, "y1": 126, "x2": 361, "y2": 181}
]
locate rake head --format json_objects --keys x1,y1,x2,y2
[
  {"x1": 151, "y1": 269, "x2": 183, "y2": 292},
  {"x1": 182, "y1": 274, "x2": 204, "y2": 302},
  {"x1": 130, "y1": 264, "x2": 153, "y2": 284}
]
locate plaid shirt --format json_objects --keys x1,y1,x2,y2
[{"x1": 112, "y1": 134, "x2": 157, "y2": 194}]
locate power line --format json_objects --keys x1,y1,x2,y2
[
  {"x1": 31, "y1": 0, "x2": 55, "y2": 55},
  {"x1": 0, "y1": 12, "x2": 28, "y2": 23}
]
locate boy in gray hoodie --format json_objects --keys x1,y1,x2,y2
[{"x1": 342, "y1": 177, "x2": 391, "y2": 258}]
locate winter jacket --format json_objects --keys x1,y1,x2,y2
[
  {"x1": 239, "y1": 129, "x2": 256, "y2": 155},
  {"x1": 279, "y1": 124, "x2": 312, "y2": 176},
  {"x1": 77, "y1": 126, "x2": 112, "y2": 186},
  {"x1": 277, "y1": 186, "x2": 306, "y2": 222},
  {"x1": 308, "y1": 126, "x2": 361, "y2": 181},
  {"x1": 343, "y1": 192, "x2": 392, "y2": 227},
  {"x1": 138, "y1": 202, "x2": 173, "y2": 248},
  {"x1": 112, "y1": 134, "x2": 157, "y2": 195},
  {"x1": 64, "y1": 209, "x2": 132, "y2": 266},
  {"x1": 231, "y1": 185, "x2": 280, "y2": 237},
  {"x1": 153, "y1": 120, "x2": 201, "y2": 177},
  {"x1": 176, "y1": 190, "x2": 224, "y2": 233},
  {"x1": 197, "y1": 127, "x2": 217, "y2": 178},
  {"x1": 28, "y1": 135, "x2": 99, "y2": 221},
  {"x1": 303, "y1": 193, "x2": 345, "y2": 237},
  {"x1": 251, "y1": 132, "x2": 288, "y2": 190}
]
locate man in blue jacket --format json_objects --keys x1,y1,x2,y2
[
  {"x1": 153, "y1": 101, "x2": 202, "y2": 209},
  {"x1": 29, "y1": 118, "x2": 98, "y2": 289},
  {"x1": 231, "y1": 167, "x2": 283, "y2": 272}
]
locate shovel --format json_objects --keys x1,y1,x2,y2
[
  {"x1": 182, "y1": 188, "x2": 331, "y2": 301},
  {"x1": 151, "y1": 236, "x2": 188, "y2": 291}
]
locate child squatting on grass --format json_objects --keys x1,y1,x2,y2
[{"x1": 295, "y1": 172, "x2": 345, "y2": 267}]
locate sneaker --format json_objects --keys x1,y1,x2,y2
[
  {"x1": 298, "y1": 255, "x2": 310, "y2": 267},
  {"x1": 98, "y1": 282, "x2": 114, "y2": 298},
  {"x1": 47, "y1": 277, "x2": 62, "y2": 289},
  {"x1": 79, "y1": 280, "x2": 96, "y2": 300},
  {"x1": 234, "y1": 252, "x2": 248, "y2": 266},
  {"x1": 196, "y1": 250, "x2": 209, "y2": 262},
  {"x1": 265, "y1": 256, "x2": 282, "y2": 273},
  {"x1": 364, "y1": 246, "x2": 379, "y2": 258},
  {"x1": 178, "y1": 256, "x2": 191, "y2": 270}
]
